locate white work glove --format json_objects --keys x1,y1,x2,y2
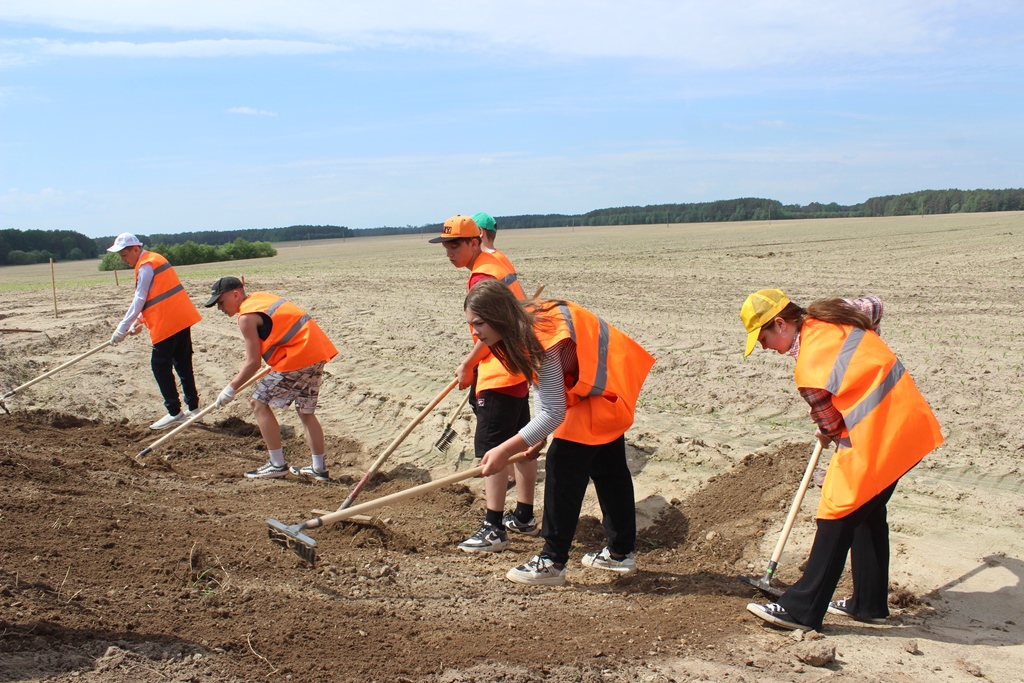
[
  {"x1": 216, "y1": 385, "x2": 236, "y2": 407},
  {"x1": 110, "y1": 329, "x2": 127, "y2": 346}
]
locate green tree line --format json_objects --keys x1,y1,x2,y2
[
  {"x1": 0, "y1": 229, "x2": 99, "y2": 266},
  {"x1": 98, "y1": 238, "x2": 277, "y2": 271},
  {"x1": 92, "y1": 224, "x2": 350, "y2": 251},
  {"x1": 487, "y1": 188, "x2": 1024, "y2": 229}
]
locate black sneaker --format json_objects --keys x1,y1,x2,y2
[
  {"x1": 501, "y1": 511, "x2": 539, "y2": 536},
  {"x1": 457, "y1": 522, "x2": 510, "y2": 553},
  {"x1": 746, "y1": 602, "x2": 813, "y2": 631},
  {"x1": 827, "y1": 598, "x2": 887, "y2": 624},
  {"x1": 245, "y1": 462, "x2": 288, "y2": 479}
]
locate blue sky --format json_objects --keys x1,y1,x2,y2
[{"x1": 2, "y1": 1, "x2": 1022, "y2": 237}]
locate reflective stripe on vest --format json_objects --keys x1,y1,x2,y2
[
  {"x1": 535, "y1": 301, "x2": 655, "y2": 445},
  {"x1": 263, "y1": 311, "x2": 313, "y2": 363},
  {"x1": 795, "y1": 319, "x2": 943, "y2": 519},
  {"x1": 557, "y1": 304, "x2": 609, "y2": 397},
  {"x1": 143, "y1": 283, "x2": 184, "y2": 310},
  {"x1": 134, "y1": 251, "x2": 201, "y2": 344},
  {"x1": 239, "y1": 292, "x2": 337, "y2": 372}
]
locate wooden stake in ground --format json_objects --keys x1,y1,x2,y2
[
  {"x1": 114, "y1": 267, "x2": 119, "y2": 287},
  {"x1": 49, "y1": 258, "x2": 58, "y2": 318}
]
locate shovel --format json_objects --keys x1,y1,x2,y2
[
  {"x1": 434, "y1": 390, "x2": 471, "y2": 454},
  {"x1": 134, "y1": 366, "x2": 273, "y2": 465},
  {"x1": 739, "y1": 439, "x2": 823, "y2": 597},
  {"x1": 269, "y1": 452, "x2": 528, "y2": 565},
  {"x1": 333, "y1": 378, "x2": 459, "y2": 511},
  {"x1": 1, "y1": 340, "x2": 113, "y2": 414}
]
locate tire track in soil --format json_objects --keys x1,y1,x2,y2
[{"x1": 1, "y1": 410, "x2": 809, "y2": 683}]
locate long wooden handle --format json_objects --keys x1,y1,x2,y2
[
  {"x1": 448, "y1": 390, "x2": 472, "y2": 425},
  {"x1": 314, "y1": 453, "x2": 528, "y2": 528},
  {"x1": 3, "y1": 340, "x2": 112, "y2": 398},
  {"x1": 135, "y1": 366, "x2": 273, "y2": 462},
  {"x1": 768, "y1": 440, "x2": 824, "y2": 564},
  {"x1": 337, "y1": 378, "x2": 459, "y2": 510}
]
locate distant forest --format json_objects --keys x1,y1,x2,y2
[
  {"x1": 0, "y1": 229, "x2": 99, "y2": 266},
  {"x1": 1, "y1": 188, "x2": 1022, "y2": 266}
]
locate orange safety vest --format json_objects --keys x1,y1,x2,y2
[
  {"x1": 794, "y1": 319, "x2": 943, "y2": 520},
  {"x1": 533, "y1": 302, "x2": 655, "y2": 445},
  {"x1": 239, "y1": 292, "x2": 338, "y2": 372},
  {"x1": 134, "y1": 251, "x2": 202, "y2": 344},
  {"x1": 468, "y1": 251, "x2": 528, "y2": 392}
]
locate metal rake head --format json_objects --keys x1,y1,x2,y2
[
  {"x1": 267, "y1": 519, "x2": 317, "y2": 566},
  {"x1": 433, "y1": 426, "x2": 458, "y2": 453}
]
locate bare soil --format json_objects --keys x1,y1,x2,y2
[
  {"x1": 0, "y1": 409, "x2": 818, "y2": 682},
  {"x1": 3, "y1": 214, "x2": 1024, "y2": 682}
]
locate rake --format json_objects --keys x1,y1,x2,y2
[
  {"x1": 1, "y1": 340, "x2": 113, "y2": 414},
  {"x1": 433, "y1": 390, "x2": 471, "y2": 454},
  {"x1": 334, "y1": 378, "x2": 458, "y2": 511},
  {"x1": 738, "y1": 439, "x2": 824, "y2": 597},
  {"x1": 269, "y1": 452, "x2": 528, "y2": 565},
  {"x1": 134, "y1": 366, "x2": 273, "y2": 465}
]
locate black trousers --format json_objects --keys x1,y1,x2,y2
[
  {"x1": 151, "y1": 327, "x2": 199, "y2": 416},
  {"x1": 539, "y1": 435, "x2": 636, "y2": 565},
  {"x1": 779, "y1": 479, "x2": 899, "y2": 631}
]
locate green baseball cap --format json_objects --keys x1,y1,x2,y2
[{"x1": 472, "y1": 212, "x2": 497, "y2": 232}]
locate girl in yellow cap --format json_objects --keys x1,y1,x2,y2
[{"x1": 740, "y1": 289, "x2": 943, "y2": 631}]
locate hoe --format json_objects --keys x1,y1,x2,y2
[
  {"x1": 269, "y1": 452, "x2": 528, "y2": 565},
  {"x1": 738, "y1": 439, "x2": 823, "y2": 597}
]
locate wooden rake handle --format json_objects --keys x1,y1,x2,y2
[
  {"x1": 336, "y1": 378, "x2": 459, "y2": 510},
  {"x1": 312, "y1": 453, "x2": 528, "y2": 528},
  {"x1": 135, "y1": 366, "x2": 273, "y2": 464},
  {"x1": 3, "y1": 340, "x2": 112, "y2": 401}
]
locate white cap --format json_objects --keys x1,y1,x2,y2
[{"x1": 106, "y1": 232, "x2": 143, "y2": 252}]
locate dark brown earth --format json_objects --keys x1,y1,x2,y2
[{"x1": 0, "y1": 409, "x2": 815, "y2": 682}]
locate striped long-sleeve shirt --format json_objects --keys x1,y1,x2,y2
[
  {"x1": 518, "y1": 338, "x2": 578, "y2": 446},
  {"x1": 790, "y1": 296, "x2": 884, "y2": 441}
]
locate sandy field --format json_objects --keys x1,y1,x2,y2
[{"x1": 1, "y1": 212, "x2": 1022, "y2": 682}]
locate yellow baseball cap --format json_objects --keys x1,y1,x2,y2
[
  {"x1": 740, "y1": 289, "x2": 790, "y2": 357},
  {"x1": 428, "y1": 215, "x2": 481, "y2": 243}
]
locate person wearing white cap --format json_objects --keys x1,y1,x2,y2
[{"x1": 107, "y1": 232, "x2": 203, "y2": 429}]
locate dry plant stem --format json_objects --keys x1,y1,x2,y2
[
  {"x1": 57, "y1": 565, "x2": 71, "y2": 601},
  {"x1": 247, "y1": 633, "x2": 279, "y2": 674}
]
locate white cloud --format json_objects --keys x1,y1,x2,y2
[
  {"x1": 5, "y1": 37, "x2": 347, "y2": 58},
  {"x1": 228, "y1": 106, "x2": 277, "y2": 116},
  {"x1": 4, "y1": 1, "x2": 1014, "y2": 68}
]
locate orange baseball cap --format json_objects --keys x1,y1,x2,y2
[{"x1": 428, "y1": 215, "x2": 481, "y2": 243}]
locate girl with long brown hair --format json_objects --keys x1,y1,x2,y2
[{"x1": 464, "y1": 279, "x2": 655, "y2": 586}]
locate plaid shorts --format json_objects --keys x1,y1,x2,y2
[{"x1": 251, "y1": 361, "x2": 326, "y2": 414}]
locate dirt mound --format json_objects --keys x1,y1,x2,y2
[{"x1": 0, "y1": 412, "x2": 825, "y2": 682}]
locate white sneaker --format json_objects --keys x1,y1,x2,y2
[
  {"x1": 581, "y1": 546, "x2": 637, "y2": 575},
  {"x1": 185, "y1": 408, "x2": 204, "y2": 424},
  {"x1": 150, "y1": 412, "x2": 187, "y2": 430},
  {"x1": 506, "y1": 555, "x2": 566, "y2": 586}
]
